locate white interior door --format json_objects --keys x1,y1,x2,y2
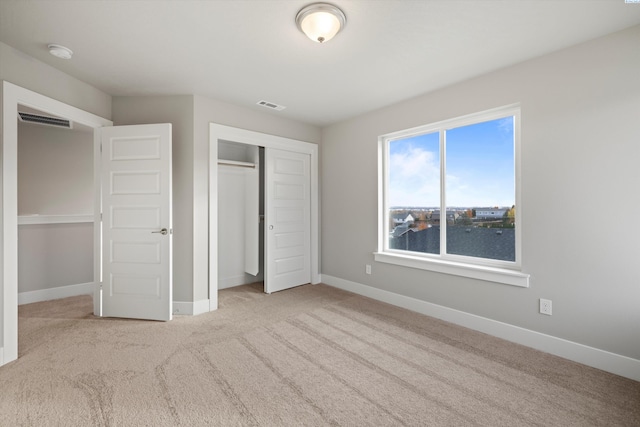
[
  {"x1": 265, "y1": 148, "x2": 311, "y2": 293},
  {"x1": 99, "y1": 124, "x2": 172, "y2": 321}
]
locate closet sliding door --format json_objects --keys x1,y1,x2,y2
[{"x1": 264, "y1": 148, "x2": 311, "y2": 294}]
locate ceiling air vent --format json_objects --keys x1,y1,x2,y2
[
  {"x1": 18, "y1": 112, "x2": 72, "y2": 129},
  {"x1": 256, "y1": 100, "x2": 286, "y2": 111}
]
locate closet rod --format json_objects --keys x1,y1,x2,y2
[{"x1": 217, "y1": 159, "x2": 256, "y2": 169}]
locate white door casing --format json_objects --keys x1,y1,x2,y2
[
  {"x1": 99, "y1": 124, "x2": 173, "y2": 321},
  {"x1": 2, "y1": 82, "x2": 173, "y2": 368},
  {"x1": 209, "y1": 123, "x2": 319, "y2": 310},
  {"x1": 265, "y1": 149, "x2": 311, "y2": 293}
]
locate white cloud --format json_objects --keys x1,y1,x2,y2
[
  {"x1": 389, "y1": 143, "x2": 514, "y2": 208},
  {"x1": 389, "y1": 145, "x2": 440, "y2": 206}
]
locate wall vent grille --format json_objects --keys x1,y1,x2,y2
[
  {"x1": 256, "y1": 100, "x2": 286, "y2": 111},
  {"x1": 18, "y1": 112, "x2": 72, "y2": 129}
]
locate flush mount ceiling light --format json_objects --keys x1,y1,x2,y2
[
  {"x1": 48, "y1": 44, "x2": 73, "y2": 59},
  {"x1": 296, "y1": 3, "x2": 346, "y2": 43}
]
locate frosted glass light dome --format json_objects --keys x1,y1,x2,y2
[{"x1": 296, "y1": 3, "x2": 346, "y2": 43}]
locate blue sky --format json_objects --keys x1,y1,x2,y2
[{"x1": 389, "y1": 117, "x2": 515, "y2": 208}]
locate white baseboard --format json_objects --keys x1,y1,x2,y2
[
  {"x1": 321, "y1": 274, "x2": 640, "y2": 382},
  {"x1": 18, "y1": 282, "x2": 95, "y2": 305},
  {"x1": 219, "y1": 274, "x2": 245, "y2": 290},
  {"x1": 173, "y1": 299, "x2": 211, "y2": 316},
  {"x1": 219, "y1": 274, "x2": 264, "y2": 290}
]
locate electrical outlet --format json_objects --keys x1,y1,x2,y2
[
  {"x1": 365, "y1": 264, "x2": 372, "y2": 275},
  {"x1": 539, "y1": 298, "x2": 552, "y2": 316}
]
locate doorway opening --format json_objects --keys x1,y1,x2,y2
[{"x1": 1, "y1": 81, "x2": 112, "y2": 367}]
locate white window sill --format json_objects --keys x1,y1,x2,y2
[{"x1": 374, "y1": 252, "x2": 529, "y2": 288}]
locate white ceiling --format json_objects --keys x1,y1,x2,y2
[{"x1": 1, "y1": 0, "x2": 639, "y2": 127}]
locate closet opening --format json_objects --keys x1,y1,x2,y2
[
  {"x1": 17, "y1": 105, "x2": 96, "y2": 307},
  {"x1": 217, "y1": 141, "x2": 265, "y2": 292}
]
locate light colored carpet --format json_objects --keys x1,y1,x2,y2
[{"x1": 1, "y1": 283, "x2": 638, "y2": 426}]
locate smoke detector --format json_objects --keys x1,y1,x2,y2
[{"x1": 48, "y1": 44, "x2": 73, "y2": 59}]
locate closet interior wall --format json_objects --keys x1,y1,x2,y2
[{"x1": 17, "y1": 113, "x2": 94, "y2": 304}]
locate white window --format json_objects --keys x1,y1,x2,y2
[{"x1": 376, "y1": 105, "x2": 529, "y2": 287}]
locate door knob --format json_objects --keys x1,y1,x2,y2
[{"x1": 152, "y1": 228, "x2": 168, "y2": 235}]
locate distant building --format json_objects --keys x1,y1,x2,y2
[
  {"x1": 390, "y1": 223, "x2": 412, "y2": 238},
  {"x1": 431, "y1": 210, "x2": 459, "y2": 225},
  {"x1": 392, "y1": 213, "x2": 414, "y2": 225},
  {"x1": 475, "y1": 208, "x2": 508, "y2": 220}
]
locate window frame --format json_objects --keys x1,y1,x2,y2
[{"x1": 376, "y1": 104, "x2": 529, "y2": 287}]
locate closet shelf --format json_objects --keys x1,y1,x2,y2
[{"x1": 18, "y1": 214, "x2": 94, "y2": 225}]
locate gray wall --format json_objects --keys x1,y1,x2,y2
[
  {"x1": 18, "y1": 123, "x2": 93, "y2": 215},
  {"x1": 0, "y1": 42, "x2": 111, "y2": 120},
  {"x1": 321, "y1": 25, "x2": 640, "y2": 360},
  {"x1": 18, "y1": 223, "x2": 93, "y2": 293}
]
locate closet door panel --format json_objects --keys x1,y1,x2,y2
[{"x1": 265, "y1": 149, "x2": 311, "y2": 293}]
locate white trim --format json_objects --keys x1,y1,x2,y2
[
  {"x1": 193, "y1": 299, "x2": 211, "y2": 316},
  {"x1": 2, "y1": 81, "x2": 112, "y2": 367},
  {"x1": 172, "y1": 299, "x2": 211, "y2": 316},
  {"x1": 18, "y1": 282, "x2": 95, "y2": 305},
  {"x1": 93, "y1": 121, "x2": 102, "y2": 317},
  {"x1": 172, "y1": 301, "x2": 193, "y2": 315},
  {"x1": 218, "y1": 275, "x2": 263, "y2": 290},
  {"x1": 321, "y1": 274, "x2": 640, "y2": 382},
  {"x1": 374, "y1": 252, "x2": 529, "y2": 288},
  {"x1": 18, "y1": 214, "x2": 94, "y2": 225},
  {"x1": 209, "y1": 124, "x2": 320, "y2": 312}
]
